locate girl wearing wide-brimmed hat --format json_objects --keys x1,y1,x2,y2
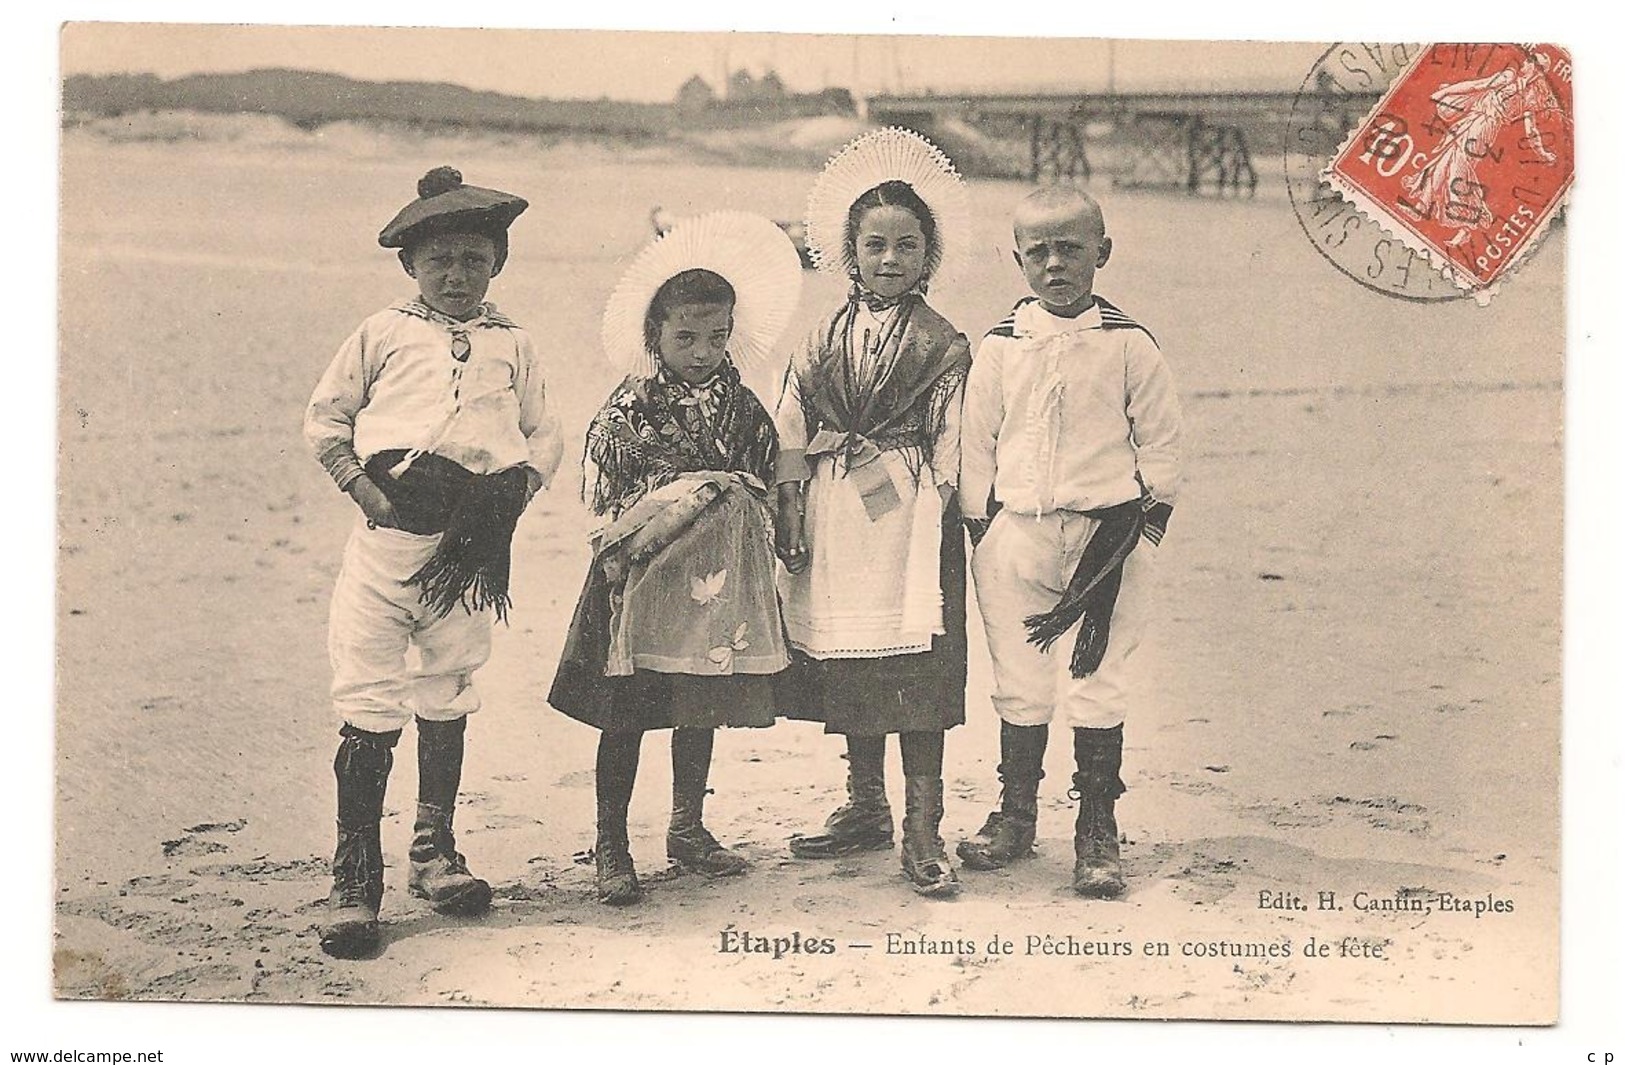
[
  {"x1": 548, "y1": 212, "x2": 803, "y2": 905},
  {"x1": 775, "y1": 128, "x2": 973, "y2": 898}
]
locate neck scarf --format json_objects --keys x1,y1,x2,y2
[{"x1": 850, "y1": 276, "x2": 923, "y2": 314}]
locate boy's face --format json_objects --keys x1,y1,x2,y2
[
  {"x1": 853, "y1": 205, "x2": 928, "y2": 300},
  {"x1": 1012, "y1": 204, "x2": 1112, "y2": 317},
  {"x1": 404, "y1": 232, "x2": 499, "y2": 321},
  {"x1": 656, "y1": 302, "x2": 733, "y2": 385}
]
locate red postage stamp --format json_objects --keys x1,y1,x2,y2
[{"x1": 1322, "y1": 43, "x2": 1573, "y2": 295}]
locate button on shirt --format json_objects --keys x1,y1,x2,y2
[
  {"x1": 959, "y1": 297, "x2": 1181, "y2": 519},
  {"x1": 305, "y1": 300, "x2": 563, "y2": 490}
]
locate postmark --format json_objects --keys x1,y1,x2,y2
[
  {"x1": 1285, "y1": 43, "x2": 1471, "y2": 303},
  {"x1": 1321, "y1": 43, "x2": 1573, "y2": 297}
]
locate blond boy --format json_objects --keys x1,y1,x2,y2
[{"x1": 957, "y1": 187, "x2": 1181, "y2": 898}]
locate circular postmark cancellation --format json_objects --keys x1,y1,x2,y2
[{"x1": 1285, "y1": 43, "x2": 1573, "y2": 303}]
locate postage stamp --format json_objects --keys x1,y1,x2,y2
[{"x1": 1321, "y1": 43, "x2": 1573, "y2": 296}]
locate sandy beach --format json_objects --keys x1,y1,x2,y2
[{"x1": 54, "y1": 124, "x2": 1563, "y2": 1022}]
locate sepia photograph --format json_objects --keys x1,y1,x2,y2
[{"x1": 25, "y1": 4, "x2": 1623, "y2": 1059}]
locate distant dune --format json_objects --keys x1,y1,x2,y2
[
  {"x1": 61, "y1": 69, "x2": 881, "y2": 173},
  {"x1": 62, "y1": 108, "x2": 887, "y2": 173}
]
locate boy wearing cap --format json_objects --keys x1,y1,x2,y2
[
  {"x1": 304, "y1": 166, "x2": 562, "y2": 957},
  {"x1": 957, "y1": 186, "x2": 1180, "y2": 899}
]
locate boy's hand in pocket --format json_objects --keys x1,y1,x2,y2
[{"x1": 348, "y1": 476, "x2": 400, "y2": 530}]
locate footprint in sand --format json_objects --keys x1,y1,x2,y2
[
  {"x1": 1243, "y1": 800, "x2": 1333, "y2": 829},
  {"x1": 192, "y1": 855, "x2": 328, "y2": 882},
  {"x1": 493, "y1": 880, "x2": 555, "y2": 902},
  {"x1": 161, "y1": 837, "x2": 227, "y2": 858},
  {"x1": 1324, "y1": 794, "x2": 1430, "y2": 835},
  {"x1": 168, "y1": 891, "x2": 247, "y2": 910},
  {"x1": 121, "y1": 873, "x2": 197, "y2": 896},
  {"x1": 463, "y1": 813, "x2": 544, "y2": 833},
  {"x1": 185, "y1": 819, "x2": 247, "y2": 834}
]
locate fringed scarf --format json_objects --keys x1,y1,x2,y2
[
  {"x1": 586, "y1": 359, "x2": 778, "y2": 518},
  {"x1": 1023, "y1": 498, "x2": 1145, "y2": 679},
  {"x1": 365, "y1": 451, "x2": 529, "y2": 623},
  {"x1": 793, "y1": 283, "x2": 970, "y2": 486}
]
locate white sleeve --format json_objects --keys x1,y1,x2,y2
[
  {"x1": 1124, "y1": 332, "x2": 1182, "y2": 503},
  {"x1": 957, "y1": 335, "x2": 1004, "y2": 519},
  {"x1": 772, "y1": 358, "x2": 811, "y2": 484},
  {"x1": 303, "y1": 320, "x2": 376, "y2": 490},
  {"x1": 514, "y1": 331, "x2": 564, "y2": 492}
]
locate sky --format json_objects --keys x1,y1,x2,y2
[{"x1": 60, "y1": 22, "x2": 1327, "y2": 102}]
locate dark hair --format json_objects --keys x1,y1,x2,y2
[
  {"x1": 397, "y1": 222, "x2": 509, "y2": 276},
  {"x1": 643, "y1": 269, "x2": 737, "y2": 354},
  {"x1": 844, "y1": 179, "x2": 940, "y2": 281}
]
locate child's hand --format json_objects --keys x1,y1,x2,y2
[
  {"x1": 348, "y1": 476, "x2": 401, "y2": 530},
  {"x1": 775, "y1": 484, "x2": 809, "y2": 574}
]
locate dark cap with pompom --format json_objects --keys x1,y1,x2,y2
[{"x1": 378, "y1": 166, "x2": 529, "y2": 250}]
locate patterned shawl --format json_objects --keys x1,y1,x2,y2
[
  {"x1": 792, "y1": 287, "x2": 970, "y2": 483},
  {"x1": 586, "y1": 359, "x2": 778, "y2": 517}
]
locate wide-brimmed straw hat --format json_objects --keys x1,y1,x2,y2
[
  {"x1": 804, "y1": 126, "x2": 970, "y2": 288},
  {"x1": 601, "y1": 211, "x2": 804, "y2": 377}
]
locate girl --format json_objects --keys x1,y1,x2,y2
[
  {"x1": 775, "y1": 129, "x2": 973, "y2": 898},
  {"x1": 549, "y1": 213, "x2": 803, "y2": 905}
]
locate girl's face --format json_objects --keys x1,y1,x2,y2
[
  {"x1": 853, "y1": 205, "x2": 927, "y2": 300},
  {"x1": 656, "y1": 302, "x2": 733, "y2": 384}
]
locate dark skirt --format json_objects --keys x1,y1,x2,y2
[
  {"x1": 775, "y1": 493, "x2": 968, "y2": 736},
  {"x1": 548, "y1": 560, "x2": 777, "y2": 734}
]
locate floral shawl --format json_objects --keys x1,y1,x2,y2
[{"x1": 586, "y1": 359, "x2": 778, "y2": 517}]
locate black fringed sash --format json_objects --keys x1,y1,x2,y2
[
  {"x1": 365, "y1": 451, "x2": 529, "y2": 623},
  {"x1": 406, "y1": 465, "x2": 529, "y2": 623},
  {"x1": 1022, "y1": 499, "x2": 1145, "y2": 678}
]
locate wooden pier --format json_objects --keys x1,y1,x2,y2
[{"x1": 867, "y1": 89, "x2": 1379, "y2": 195}]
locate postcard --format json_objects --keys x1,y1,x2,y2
[{"x1": 54, "y1": 24, "x2": 1568, "y2": 1026}]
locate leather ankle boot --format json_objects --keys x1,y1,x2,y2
[
  {"x1": 407, "y1": 717, "x2": 492, "y2": 916},
  {"x1": 959, "y1": 722, "x2": 1047, "y2": 872},
  {"x1": 900, "y1": 775, "x2": 960, "y2": 898},
  {"x1": 791, "y1": 736, "x2": 893, "y2": 859},
  {"x1": 1070, "y1": 726, "x2": 1127, "y2": 899}
]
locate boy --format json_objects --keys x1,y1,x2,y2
[
  {"x1": 956, "y1": 186, "x2": 1180, "y2": 898},
  {"x1": 304, "y1": 166, "x2": 562, "y2": 956}
]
